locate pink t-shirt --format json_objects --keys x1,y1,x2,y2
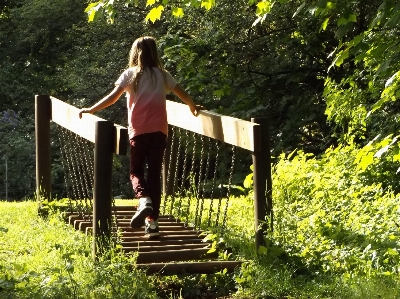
[{"x1": 115, "y1": 67, "x2": 176, "y2": 139}]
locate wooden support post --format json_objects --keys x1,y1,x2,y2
[
  {"x1": 92, "y1": 121, "x2": 114, "y2": 259},
  {"x1": 35, "y1": 95, "x2": 52, "y2": 201},
  {"x1": 251, "y1": 117, "x2": 272, "y2": 251}
]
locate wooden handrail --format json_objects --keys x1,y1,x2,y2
[
  {"x1": 166, "y1": 100, "x2": 261, "y2": 152},
  {"x1": 50, "y1": 96, "x2": 128, "y2": 155}
]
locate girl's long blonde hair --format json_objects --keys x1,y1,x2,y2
[{"x1": 129, "y1": 36, "x2": 166, "y2": 93}]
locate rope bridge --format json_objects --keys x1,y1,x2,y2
[{"x1": 35, "y1": 94, "x2": 272, "y2": 275}]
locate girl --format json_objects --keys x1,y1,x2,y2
[{"x1": 79, "y1": 36, "x2": 203, "y2": 238}]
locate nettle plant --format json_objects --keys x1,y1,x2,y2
[{"x1": 270, "y1": 138, "x2": 400, "y2": 277}]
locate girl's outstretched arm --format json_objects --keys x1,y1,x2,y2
[
  {"x1": 79, "y1": 85, "x2": 125, "y2": 119},
  {"x1": 172, "y1": 84, "x2": 205, "y2": 116}
]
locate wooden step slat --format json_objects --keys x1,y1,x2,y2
[
  {"x1": 120, "y1": 230, "x2": 202, "y2": 237},
  {"x1": 123, "y1": 243, "x2": 209, "y2": 253},
  {"x1": 137, "y1": 261, "x2": 244, "y2": 275},
  {"x1": 121, "y1": 239, "x2": 206, "y2": 247},
  {"x1": 121, "y1": 234, "x2": 203, "y2": 242},
  {"x1": 117, "y1": 221, "x2": 186, "y2": 230},
  {"x1": 136, "y1": 248, "x2": 218, "y2": 264}
]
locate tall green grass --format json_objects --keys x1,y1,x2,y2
[{"x1": 0, "y1": 201, "x2": 156, "y2": 299}]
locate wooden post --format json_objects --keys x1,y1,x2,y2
[
  {"x1": 92, "y1": 121, "x2": 114, "y2": 259},
  {"x1": 35, "y1": 95, "x2": 52, "y2": 201},
  {"x1": 251, "y1": 117, "x2": 272, "y2": 251}
]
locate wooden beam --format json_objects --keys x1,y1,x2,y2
[
  {"x1": 166, "y1": 100, "x2": 260, "y2": 152},
  {"x1": 50, "y1": 96, "x2": 128, "y2": 155}
]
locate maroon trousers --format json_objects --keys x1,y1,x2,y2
[{"x1": 130, "y1": 131, "x2": 166, "y2": 220}]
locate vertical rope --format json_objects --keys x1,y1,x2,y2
[
  {"x1": 162, "y1": 126, "x2": 176, "y2": 215},
  {"x1": 222, "y1": 146, "x2": 236, "y2": 227},
  {"x1": 198, "y1": 138, "x2": 212, "y2": 228},
  {"x1": 176, "y1": 130, "x2": 190, "y2": 218},
  {"x1": 75, "y1": 135, "x2": 92, "y2": 213},
  {"x1": 82, "y1": 137, "x2": 94, "y2": 213},
  {"x1": 169, "y1": 128, "x2": 183, "y2": 216},
  {"x1": 64, "y1": 130, "x2": 85, "y2": 215},
  {"x1": 207, "y1": 140, "x2": 220, "y2": 229},
  {"x1": 71, "y1": 133, "x2": 92, "y2": 218},
  {"x1": 185, "y1": 132, "x2": 198, "y2": 226},
  {"x1": 194, "y1": 135, "x2": 206, "y2": 229},
  {"x1": 55, "y1": 126, "x2": 74, "y2": 213}
]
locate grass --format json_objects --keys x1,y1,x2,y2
[
  {"x1": 0, "y1": 200, "x2": 156, "y2": 299},
  {"x1": 1, "y1": 199, "x2": 400, "y2": 298}
]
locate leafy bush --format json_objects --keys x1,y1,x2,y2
[{"x1": 271, "y1": 142, "x2": 400, "y2": 277}]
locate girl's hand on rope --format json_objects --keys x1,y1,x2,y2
[
  {"x1": 190, "y1": 104, "x2": 205, "y2": 116},
  {"x1": 78, "y1": 109, "x2": 92, "y2": 119}
]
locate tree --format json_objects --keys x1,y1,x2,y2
[
  {"x1": 85, "y1": 0, "x2": 400, "y2": 144},
  {"x1": 0, "y1": 111, "x2": 35, "y2": 199}
]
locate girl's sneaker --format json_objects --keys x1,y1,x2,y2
[
  {"x1": 145, "y1": 218, "x2": 159, "y2": 238},
  {"x1": 130, "y1": 197, "x2": 153, "y2": 228}
]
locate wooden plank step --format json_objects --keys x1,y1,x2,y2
[
  {"x1": 136, "y1": 248, "x2": 218, "y2": 264},
  {"x1": 137, "y1": 261, "x2": 243, "y2": 275},
  {"x1": 112, "y1": 205, "x2": 138, "y2": 211},
  {"x1": 121, "y1": 234, "x2": 203, "y2": 243},
  {"x1": 120, "y1": 227, "x2": 198, "y2": 234},
  {"x1": 120, "y1": 231, "x2": 202, "y2": 238},
  {"x1": 121, "y1": 239, "x2": 205, "y2": 247},
  {"x1": 123, "y1": 243, "x2": 209, "y2": 253},
  {"x1": 116, "y1": 221, "x2": 185, "y2": 228}
]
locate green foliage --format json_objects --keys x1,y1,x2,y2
[
  {"x1": 272, "y1": 143, "x2": 400, "y2": 277},
  {"x1": 0, "y1": 110, "x2": 35, "y2": 199},
  {"x1": 85, "y1": 0, "x2": 218, "y2": 24}
]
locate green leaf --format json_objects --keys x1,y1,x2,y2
[
  {"x1": 337, "y1": 16, "x2": 347, "y2": 26},
  {"x1": 145, "y1": 5, "x2": 164, "y2": 23},
  {"x1": 146, "y1": 0, "x2": 158, "y2": 6},
  {"x1": 256, "y1": 1, "x2": 272, "y2": 15},
  {"x1": 320, "y1": 17, "x2": 330, "y2": 31},
  {"x1": 258, "y1": 245, "x2": 267, "y2": 255},
  {"x1": 85, "y1": 2, "x2": 103, "y2": 22},
  {"x1": 292, "y1": 3, "x2": 305, "y2": 18},
  {"x1": 337, "y1": 14, "x2": 357, "y2": 26},
  {"x1": 85, "y1": 2, "x2": 100, "y2": 13},
  {"x1": 357, "y1": 152, "x2": 374, "y2": 171},
  {"x1": 201, "y1": 0, "x2": 215, "y2": 10},
  {"x1": 334, "y1": 50, "x2": 349, "y2": 66},
  {"x1": 348, "y1": 34, "x2": 363, "y2": 48},
  {"x1": 243, "y1": 173, "x2": 253, "y2": 189},
  {"x1": 207, "y1": 248, "x2": 217, "y2": 253},
  {"x1": 213, "y1": 89, "x2": 224, "y2": 97},
  {"x1": 375, "y1": 59, "x2": 392, "y2": 77},
  {"x1": 348, "y1": 14, "x2": 356, "y2": 22},
  {"x1": 172, "y1": 7, "x2": 184, "y2": 17}
]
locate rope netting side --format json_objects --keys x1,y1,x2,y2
[
  {"x1": 162, "y1": 126, "x2": 245, "y2": 231},
  {"x1": 53, "y1": 123, "x2": 120, "y2": 238},
  {"x1": 54, "y1": 124, "x2": 94, "y2": 219}
]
